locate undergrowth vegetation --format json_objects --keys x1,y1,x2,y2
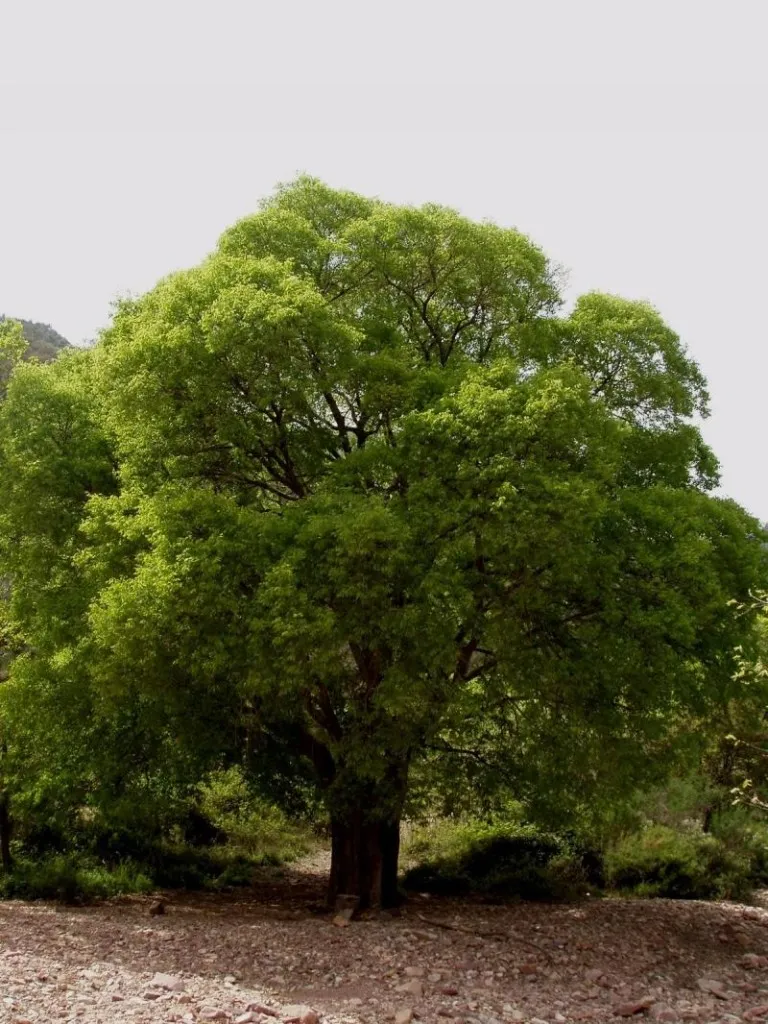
[
  {"x1": 0, "y1": 767, "x2": 316, "y2": 902},
  {"x1": 401, "y1": 775, "x2": 768, "y2": 904}
]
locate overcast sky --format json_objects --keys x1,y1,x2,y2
[{"x1": 1, "y1": 1, "x2": 767, "y2": 515}]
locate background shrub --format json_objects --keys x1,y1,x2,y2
[
  {"x1": 402, "y1": 819, "x2": 592, "y2": 901},
  {"x1": 0, "y1": 855, "x2": 153, "y2": 902},
  {"x1": 197, "y1": 766, "x2": 313, "y2": 864},
  {"x1": 604, "y1": 824, "x2": 753, "y2": 900}
]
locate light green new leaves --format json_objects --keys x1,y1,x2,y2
[
  {"x1": 565, "y1": 292, "x2": 710, "y2": 424},
  {"x1": 1, "y1": 177, "x2": 765, "y2": 835},
  {"x1": 0, "y1": 351, "x2": 116, "y2": 651},
  {"x1": 0, "y1": 319, "x2": 26, "y2": 401}
]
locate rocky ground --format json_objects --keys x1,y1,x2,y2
[{"x1": 3, "y1": 862, "x2": 768, "y2": 1024}]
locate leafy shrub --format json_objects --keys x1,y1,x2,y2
[
  {"x1": 708, "y1": 805, "x2": 768, "y2": 884},
  {"x1": 0, "y1": 845, "x2": 290, "y2": 902},
  {"x1": 147, "y1": 846, "x2": 262, "y2": 890},
  {"x1": 402, "y1": 819, "x2": 590, "y2": 901},
  {"x1": 197, "y1": 766, "x2": 312, "y2": 864},
  {"x1": 604, "y1": 824, "x2": 754, "y2": 900},
  {"x1": 634, "y1": 775, "x2": 717, "y2": 832},
  {"x1": 0, "y1": 855, "x2": 153, "y2": 902},
  {"x1": 0, "y1": 770, "x2": 314, "y2": 903}
]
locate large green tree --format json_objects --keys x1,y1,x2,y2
[
  {"x1": 0, "y1": 348, "x2": 238, "y2": 868},
  {"x1": 0, "y1": 318, "x2": 27, "y2": 869},
  {"x1": 1, "y1": 179, "x2": 764, "y2": 905}
]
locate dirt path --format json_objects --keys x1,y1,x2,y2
[{"x1": 3, "y1": 866, "x2": 768, "y2": 1024}]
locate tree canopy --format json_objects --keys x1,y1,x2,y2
[{"x1": 0, "y1": 178, "x2": 764, "y2": 905}]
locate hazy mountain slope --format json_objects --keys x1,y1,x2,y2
[{"x1": 0, "y1": 316, "x2": 71, "y2": 361}]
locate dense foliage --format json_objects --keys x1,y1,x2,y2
[{"x1": 0, "y1": 179, "x2": 766, "y2": 906}]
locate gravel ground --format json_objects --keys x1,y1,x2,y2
[{"x1": 3, "y1": 865, "x2": 768, "y2": 1024}]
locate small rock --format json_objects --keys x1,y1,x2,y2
[
  {"x1": 234, "y1": 1015, "x2": 261, "y2": 1024},
  {"x1": 247, "y1": 1005, "x2": 279, "y2": 1017},
  {"x1": 744, "y1": 1008, "x2": 768, "y2": 1021},
  {"x1": 614, "y1": 998, "x2": 654, "y2": 1016},
  {"x1": 440, "y1": 985, "x2": 460, "y2": 996},
  {"x1": 332, "y1": 893, "x2": 359, "y2": 927},
  {"x1": 405, "y1": 966, "x2": 426, "y2": 978},
  {"x1": 697, "y1": 978, "x2": 727, "y2": 999},
  {"x1": 151, "y1": 972, "x2": 185, "y2": 992},
  {"x1": 282, "y1": 1005, "x2": 314, "y2": 1023},
  {"x1": 199, "y1": 1010, "x2": 229, "y2": 1021},
  {"x1": 397, "y1": 979, "x2": 424, "y2": 998},
  {"x1": 395, "y1": 1010, "x2": 414, "y2": 1024},
  {"x1": 585, "y1": 969, "x2": 605, "y2": 984},
  {"x1": 520, "y1": 964, "x2": 538, "y2": 976},
  {"x1": 743, "y1": 955, "x2": 766, "y2": 970},
  {"x1": 650, "y1": 1007, "x2": 678, "y2": 1022}
]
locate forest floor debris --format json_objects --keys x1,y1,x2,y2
[{"x1": 2, "y1": 860, "x2": 768, "y2": 1024}]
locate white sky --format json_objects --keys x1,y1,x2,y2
[{"x1": 1, "y1": 1, "x2": 767, "y2": 516}]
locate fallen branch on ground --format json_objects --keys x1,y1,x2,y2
[{"x1": 414, "y1": 912, "x2": 552, "y2": 957}]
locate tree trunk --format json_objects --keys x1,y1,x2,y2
[
  {"x1": 0, "y1": 791, "x2": 12, "y2": 873},
  {"x1": 329, "y1": 811, "x2": 401, "y2": 910}
]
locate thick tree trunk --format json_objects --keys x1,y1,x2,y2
[
  {"x1": 0, "y1": 791, "x2": 12, "y2": 873},
  {"x1": 329, "y1": 811, "x2": 401, "y2": 910}
]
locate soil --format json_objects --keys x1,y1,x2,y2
[{"x1": 3, "y1": 856, "x2": 768, "y2": 1024}]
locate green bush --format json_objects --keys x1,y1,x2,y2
[
  {"x1": 604, "y1": 824, "x2": 754, "y2": 900},
  {"x1": 0, "y1": 771, "x2": 317, "y2": 903},
  {"x1": 402, "y1": 819, "x2": 591, "y2": 902},
  {"x1": 633, "y1": 775, "x2": 717, "y2": 833},
  {"x1": 147, "y1": 845, "x2": 266, "y2": 890},
  {"x1": 197, "y1": 767, "x2": 313, "y2": 863},
  {"x1": 0, "y1": 843, "x2": 298, "y2": 902},
  {"x1": 402, "y1": 811, "x2": 768, "y2": 904},
  {"x1": 708, "y1": 805, "x2": 768, "y2": 885},
  {"x1": 0, "y1": 855, "x2": 153, "y2": 902}
]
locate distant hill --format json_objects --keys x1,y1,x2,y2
[{"x1": 0, "y1": 316, "x2": 72, "y2": 362}]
